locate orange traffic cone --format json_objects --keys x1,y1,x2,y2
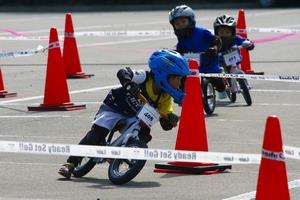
[
  {"x1": 28, "y1": 27, "x2": 86, "y2": 111},
  {"x1": 154, "y1": 60, "x2": 231, "y2": 174},
  {"x1": 0, "y1": 66, "x2": 17, "y2": 98},
  {"x1": 63, "y1": 13, "x2": 93, "y2": 79},
  {"x1": 236, "y1": 9, "x2": 264, "y2": 75},
  {"x1": 255, "y1": 115, "x2": 290, "y2": 199}
]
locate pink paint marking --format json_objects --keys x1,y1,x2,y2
[
  {"x1": 0, "y1": 28, "x2": 30, "y2": 37},
  {"x1": 253, "y1": 33, "x2": 300, "y2": 44}
]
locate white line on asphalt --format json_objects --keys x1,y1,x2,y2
[
  {"x1": 274, "y1": 24, "x2": 300, "y2": 28},
  {"x1": 0, "y1": 198, "x2": 56, "y2": 200},
  {"x1": 0, "y1": 95, "x2": 43, "y2": 105},
  {"x1": 0, "y1": 84, "x2": 119, "y2": 105},
  {"x1": 251, "y1": 89, "x2": 300, "y2": 93},
  {"x1": 4, "y1": 9, "x2": 296, "y2": 35},
  {"x1": 250, "y1": 9, "x2": 300, "y2": 17},
  {"x1": 78, "y1": 36, "x2": 174, "y2": 48},
  {"x1": 0, "y1": 102, "x2": 101, "y2": 106},
  {"x1": 254, "y1": 103, "x2": 300, "y2": 107},
  {"x1": 11, "y1": 20, "x2": 170, "y2": 35},
  {"x1": 222, "y1": 179, "x2": 300, "y2": 200},
  {"x1": 0, "y1": 85, "x2": 299, "y2": 106},
  {"x1": 0, "y1": 134, "x2": 78, "y2": 139},
  {"x1": 0, "y1": 115, "x2": 72, "y2": 118},
  {"x1": 0, "y1": 16, "x2": 60, "y2": 23},
  {"x1": 0, "y1": 161, "x2": 59, "y2": 166}
]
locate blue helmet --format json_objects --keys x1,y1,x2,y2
[{"x1": 148, "y1": 50, "x2": 190, "y2": 104}]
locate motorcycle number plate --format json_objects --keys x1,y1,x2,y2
[
  {"x1": 137, "y1": 104, "x2": 160, "y2": 127},
  {"x1": 223, "y1": 50, "x2": 241, "y2": 66}
]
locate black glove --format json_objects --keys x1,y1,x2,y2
[
  {"x1": 168, "y1": 113, "x2": 180, "y2": 126},
  {"x1": 245, "y1": 43, "x2": 255, "y2": 51},
  {"x1": 124, "y1": 81, "x2": 140, "y2": 96},
  {"x1": 203, "y1": 47, "x2": 217, "y2": 59},
  {"x1": 160, "y1": 113, "x2": 180, "y2": 131}
]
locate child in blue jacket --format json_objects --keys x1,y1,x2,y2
[
  {"x1": 169, "y1": 4, "x2": 227, "y2": 99},
  {"x1": 213, "y1": 14, "x2": 255, "y2": 67}
]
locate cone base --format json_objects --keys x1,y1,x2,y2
[
  {"x1": 154, "y1": 163, "x2": 232, "y2": 174},
  {"x1": 28, "y1": 103, "x2": 86, "y2": 111},
  {"x1": 245, "y1": 70, "x2": 265, "y2": 75},
  {"x1": 0, "y1": 91, "x2": 17, "y2": 98},
  {"x1": 67, "y1": 72, "x2": 94, "y2": 79}
]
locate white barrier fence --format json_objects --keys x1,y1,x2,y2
[
  {"x1": 0, "y1": 140, "x2": 299, "y2": 164},
  {"x1": 0, "y1": 27, "x2": 299, "y2": 41}
]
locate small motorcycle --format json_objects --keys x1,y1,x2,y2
[
  {"x1": 220, "y1": 45, "x2": 252, "y2": 106},
  {"x1": 72, "y1": 94, "x2": 162, "y2": 185}
]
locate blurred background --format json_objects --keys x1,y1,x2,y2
[{"x1": 0, "y1": 0, "x2": 299, "y2": 12}]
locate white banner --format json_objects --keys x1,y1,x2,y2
[
  {"x1": 248, "y1": 27, "x2": 300, "y2": 34},
  {"x1": 0, "y1": 27, "x2": 299, "y2": 41},
  {"x1": 0, "y1": 141, "x2": 299, "y2": 164},
  {"x1": 0, "y1": 42, "x2": 60, "y2": 59},
  {"x1": 199, "y1": 73, "x2": 300, "y2": 83},
  {"x1": 283, "y1": 145, "x2": 300, "y2": 160},
  {"x1": 0, "y1": 45, "x2": 47, "y2": 59},
  {"x1": 0, "y1": 140, "x2": 261, "y2": 164}
]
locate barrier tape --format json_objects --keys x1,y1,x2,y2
[
  {"x1": 64, "y1": 32, "x2": 74, "y2": 38},
  {"x1": 248, "y1": 27, "x2": 300, "y2": 34},
  {"x1": 236, "y1": 28, "x2": 247, "y2": 35},
  {"x1": 0, "y1": 140, "x2": 261, "y2": 164},
  {"x1": 189, "y1": 69, "x2": 199, "y2": 78},
  {"x1": 48, "y1": 41, "x2": 60, "y2": 50},
  {"x1": 0, "y1": 27, "x2": 299, "y2": 41},
  {"x1": 199, "y1": 73, "x2": 300, "y2": 83},
  {"x1": 74, "y1": 30, "x2": 174, "y2": 37},
  {"x1": 0, "y1": 42, "x2": 60, "y2": 59},
  {"x1": 0, "y1": 45, "x2": 48, "y2": 59},
  {"x1": 261, "y1": 149, "x2": 285, "y2": 162},
  {"x1": 283, "y1": 145, "x2": 300, "y2": 160},
  {"x1": 1, "y1": 45, "x2": 300, "y2": 84},
  {"x1": 0, "y1": 141, "x2": 299, "y2": 164},
  {"x1": 0, "y1": 35, "x2": 49, "y2": 41}
]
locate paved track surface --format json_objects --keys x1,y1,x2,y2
[{"x1": 0, "y1": 8, "x2": 300, "y2": 200}]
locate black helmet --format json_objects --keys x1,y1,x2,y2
[
  {"x1": 213, "y1": 15, "x2": 237, "y2": 36},
  {"x1": 169, "y1": 5, "x2": 196, "y2": 26}
]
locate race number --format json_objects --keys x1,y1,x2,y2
[
  {"x1": 223, "y1": 49, "x2": 242, "y2": 66},
  {"x1": 137, "y1": 104, "x2": 160, "y2": 127}
]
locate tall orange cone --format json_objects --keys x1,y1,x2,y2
[
  {"x1": 255, "y1": 115, "x2": 290, "y2": 199},
  {"x1": 63, "y1": 13, "x2": 93, "y2": 79},
  {"x1": 28, "y1": 27, "x2": 86, "y2": 111},
  {"x1": 0, "y1": 66, "x2": 17, "y2": 98},
  {"x1": 154, "y1": 60, "x2": 231, "y2": 174},
  {"x1": 236, "y1": 9, "x2": 264, "y2": 75}
]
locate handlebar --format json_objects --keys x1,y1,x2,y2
[{"x1": 137, "y1": 93, "x2": 149, "y2": 104}]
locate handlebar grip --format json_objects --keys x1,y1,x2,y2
[{"x1": 137, "y1": 93, "x2": 148, "y2": 104}]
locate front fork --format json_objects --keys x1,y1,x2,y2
[{"x1": 224, "y1": 65, "x2": 251, "y2": 92}]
